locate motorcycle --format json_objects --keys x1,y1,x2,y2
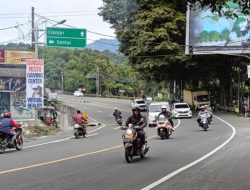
[
  {"x1": 206, "y1": 111, "x2": 213, "y2": 124},
  {"x1": 116, "y1": 116, "x2": 123, "y2": 126},
  {"x1": 73, "y1": 124, "x2": 87, "y2": 139},
  {"x1": 156, "y1": 119, "x2": 172, "y2": 140},
  {"x1": 0, "y1": 124, "x2": 23, "y2": 154},
  {"x1": 198, "y1": 113, "x2": 209, "y2": 131},
  {"x1": 122, "y1": 121, "x2": 149, "y2": 163}
]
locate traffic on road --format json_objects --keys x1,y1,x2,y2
[{"x1": 0, "y1": 94, "x2": 246, "y2": 190}]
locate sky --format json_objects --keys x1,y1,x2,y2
[{"x1": 0, "y1": 0, "x2": 116, "y2": 45}]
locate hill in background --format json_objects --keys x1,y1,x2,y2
[{"x1": 87, "y1": 38, "x2": 119, "y2": 53}]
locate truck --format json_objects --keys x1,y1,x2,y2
[{"x1": 183, "y1": 90, "x2": 210, "y2": 110}]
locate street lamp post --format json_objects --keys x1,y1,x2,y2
[{"x1": 34, "y1": 19, "x2": 66, "y2": 59}]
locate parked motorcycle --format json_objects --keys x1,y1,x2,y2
[
  {"x1": 73, "y1": 124, "x2": 86, "y2": 139},
  {"x1": 122, "y1": 121, "x2": 149, "y2": 163},
  {"x1": 198, "y1": 113, "x2": 209, "y2": 131},
  {"x1": 156, "y1": 117, "x2": 172, "y2": 140},
  {"x1": 0, "y1": 124, "x2": 23, "y2": 154}
]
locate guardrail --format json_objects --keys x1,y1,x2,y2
[{"x1": 216, "y1": 105, "x2": 235, "y2": 112}]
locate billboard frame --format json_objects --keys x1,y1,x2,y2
[{"x1": 185, "y1": 3, "x2": 250, "y2": 55}]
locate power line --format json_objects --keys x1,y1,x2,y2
[
  {"x1": 0, "y1": 10, "x2": 97, "y2": 16},
  {"x1": 35, "y1": 14, "x2": 116, "y2": 38},
  {"x1": 36, "y1": 13, "x2": 98, "y2": 17},
  {"x1": 0, "y1": 21, "x2": 31, "y2": 31}
]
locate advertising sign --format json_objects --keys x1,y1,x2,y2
[
  {"x1": 5, "y1": 50, "x2": 35, "y2": 64},
  {"x1": 186, "y1": 1, "x2": 250, "y2": 55},
  {"x1": 26, "y1": 59, "x2": 44, "y2": 109},
  {"x1": 0, "y1": 50, "x2": 4, "y2": 62}
]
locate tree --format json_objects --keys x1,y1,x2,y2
[
  {"x1": 187, "y1": 0, "x2": 250, "y2": 16},
  {"x1": 100, "y1": 0, "x2": 188, "y2": 83}
]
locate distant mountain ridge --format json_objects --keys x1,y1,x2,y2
[{"x1": 87, "y1": 38, "x2": 119, "y2": 53}]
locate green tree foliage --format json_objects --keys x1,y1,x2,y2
[
  {"x1": 187, "y1": 0, "x2": 250, "y2": 16},
  {"x1": 100, "y1": 0, "x2": 187, "y2": 82},
  {"x1": 44, "y1": 47, "x2": 136, "y2": 96}
]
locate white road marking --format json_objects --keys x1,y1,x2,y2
[
  {"x1": 22, "y1": 124, "x2": 105, "y2": 149},
  {"x1": 113, "y1": 126, "x2": 122, "y2": 130},
  {"x1": 23, "y1": 133, "x2": 99, "y2": 149},
  {"x1": 174, "y1": 119, "x2": 181, "y2": 129},
  {"x1": 97, "y1": 110, "x2": 103, "y2": 113},
  {"x1": 141, "y1": 115, "x2": 236, "y2": 190}
]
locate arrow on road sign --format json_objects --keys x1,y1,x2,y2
[
  {"x1": 49, "y1": 40, "x2": 54, "y2": 44},
  {"x1": 80, "y1": 31, "x2": 84, "y2": 37}
]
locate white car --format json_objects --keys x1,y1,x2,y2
[
  {"x1": 172, "y1": 103, "x2": 192, "y2": 118},
  {"x1": 131, "y1": 98, "x2": 147, "y2": 111},
  {"x1": 147, "y1": 102, "x2": 170, "y2": 127},
  {"x1": 73, "y1": 91, "x2": 84, "y2": 97}
]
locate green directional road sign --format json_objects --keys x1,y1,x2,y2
[{"x1": 46, "y1": 27, "x2": 87, "y2": 48}]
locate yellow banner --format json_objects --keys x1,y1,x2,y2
[{"x1": 5, "y1": 50, "x2": 35, "y2": 64}]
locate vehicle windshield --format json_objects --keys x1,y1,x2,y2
[
  {"x1": 175, "y1": 104, "x2": 189, "y2": 109},
  {"x1": 197, "y1": 95, "x2": 209, "y2": 102},
  {"x1": 136, "y1": 100, "x2": 145, "y2": 104},
  {"x1": 149, "y1": 105, "x2": 162, "y2": 112}
]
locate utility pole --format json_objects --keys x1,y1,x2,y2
[
  {"x1": 31, "y1": 7, "x2": 35, "y2": 50},
  {"x1": 96, "y1": 67, "x2": 100, "y2": 96}
]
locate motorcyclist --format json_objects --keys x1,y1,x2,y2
[
  {"x1": 157, "y1": 114, "x2": 172, "y2": 133},
  {"x1": 157, "y1": 105, "x2": 174, "y2": 131},
  {"x1": 125, "y1": 106, "x2": 147, "y2": 153},
  {"x1": 113, "y1": 107, "x2": 122, "y2": 123},
  {"x1": 204, "y1": 104, "x2": 213, "y2": 122},
  {"x1": 73, "y1": 110, "x2": 87, "y2": 136},
  {"x1": 197, "y1": 106, "x2": 206, "y2": 125},
  {"x1": 0, "y1": 112, "x2": 20, "y2": 143}
]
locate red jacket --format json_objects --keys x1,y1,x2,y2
[{"x1": 73, "y1": 114, "x2": 85, "y2": 126}]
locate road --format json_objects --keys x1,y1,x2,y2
[{"x1": 0, "y1": 94, "x2": 249, "y2": 190}]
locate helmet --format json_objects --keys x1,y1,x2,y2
[
  {"x1": 200, "y1": 106, "x2": 205, "y2": 111},
  {"x1": 161, "y1": 105, "x2": 167, "y2": 109},
  {"x1": 114, "y1": 107, "x2": 118, "y2": 111},
  {"x1": 132, "y1": 106, "x2": 140, "y2": 112},
  {"x1": 158, "y1": 115, "x2": 165, "y2": 124},
  {"x1": 4, "y1": 112, "x2": 11, "y2": 118}
]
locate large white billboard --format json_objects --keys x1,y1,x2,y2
[{"x1": 185, "y1": 1, "x2": 250, "y2": 55}]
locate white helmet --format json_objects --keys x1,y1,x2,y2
[
  {"x1": 114, "y1": 107, "x2": 118, "y2": 111},
  {"x1": 161, "y1": 105, "x2": 167, "y2": 109}
]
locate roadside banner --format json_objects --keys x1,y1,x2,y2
[{"x1": 26, "y1": 59, "x2": 44, "y2": 109}]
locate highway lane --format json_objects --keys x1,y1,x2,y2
[{"x1": 0, "y1": 95, "x2": 237, "y2": 190}]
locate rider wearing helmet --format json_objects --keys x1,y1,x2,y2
[
  {"x1": 113, "y1": 107, "x2": 122, "y2": 123},
  {"x1": 125, "y1": 106, "x2": 147, "y2": 153},
  {"x1": 157, "y1": 105, "x2": 174, "y2": 130},
  {"x1": 0, "y1": 112, "x2": 20, "y2": 143},
  {"x1": 197, "y1": 106, "x2": 206, "y2": 125}
]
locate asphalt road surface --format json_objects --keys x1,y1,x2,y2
[{"x1": 0, "y1": 94, "x2": 249, "y2": 190}]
